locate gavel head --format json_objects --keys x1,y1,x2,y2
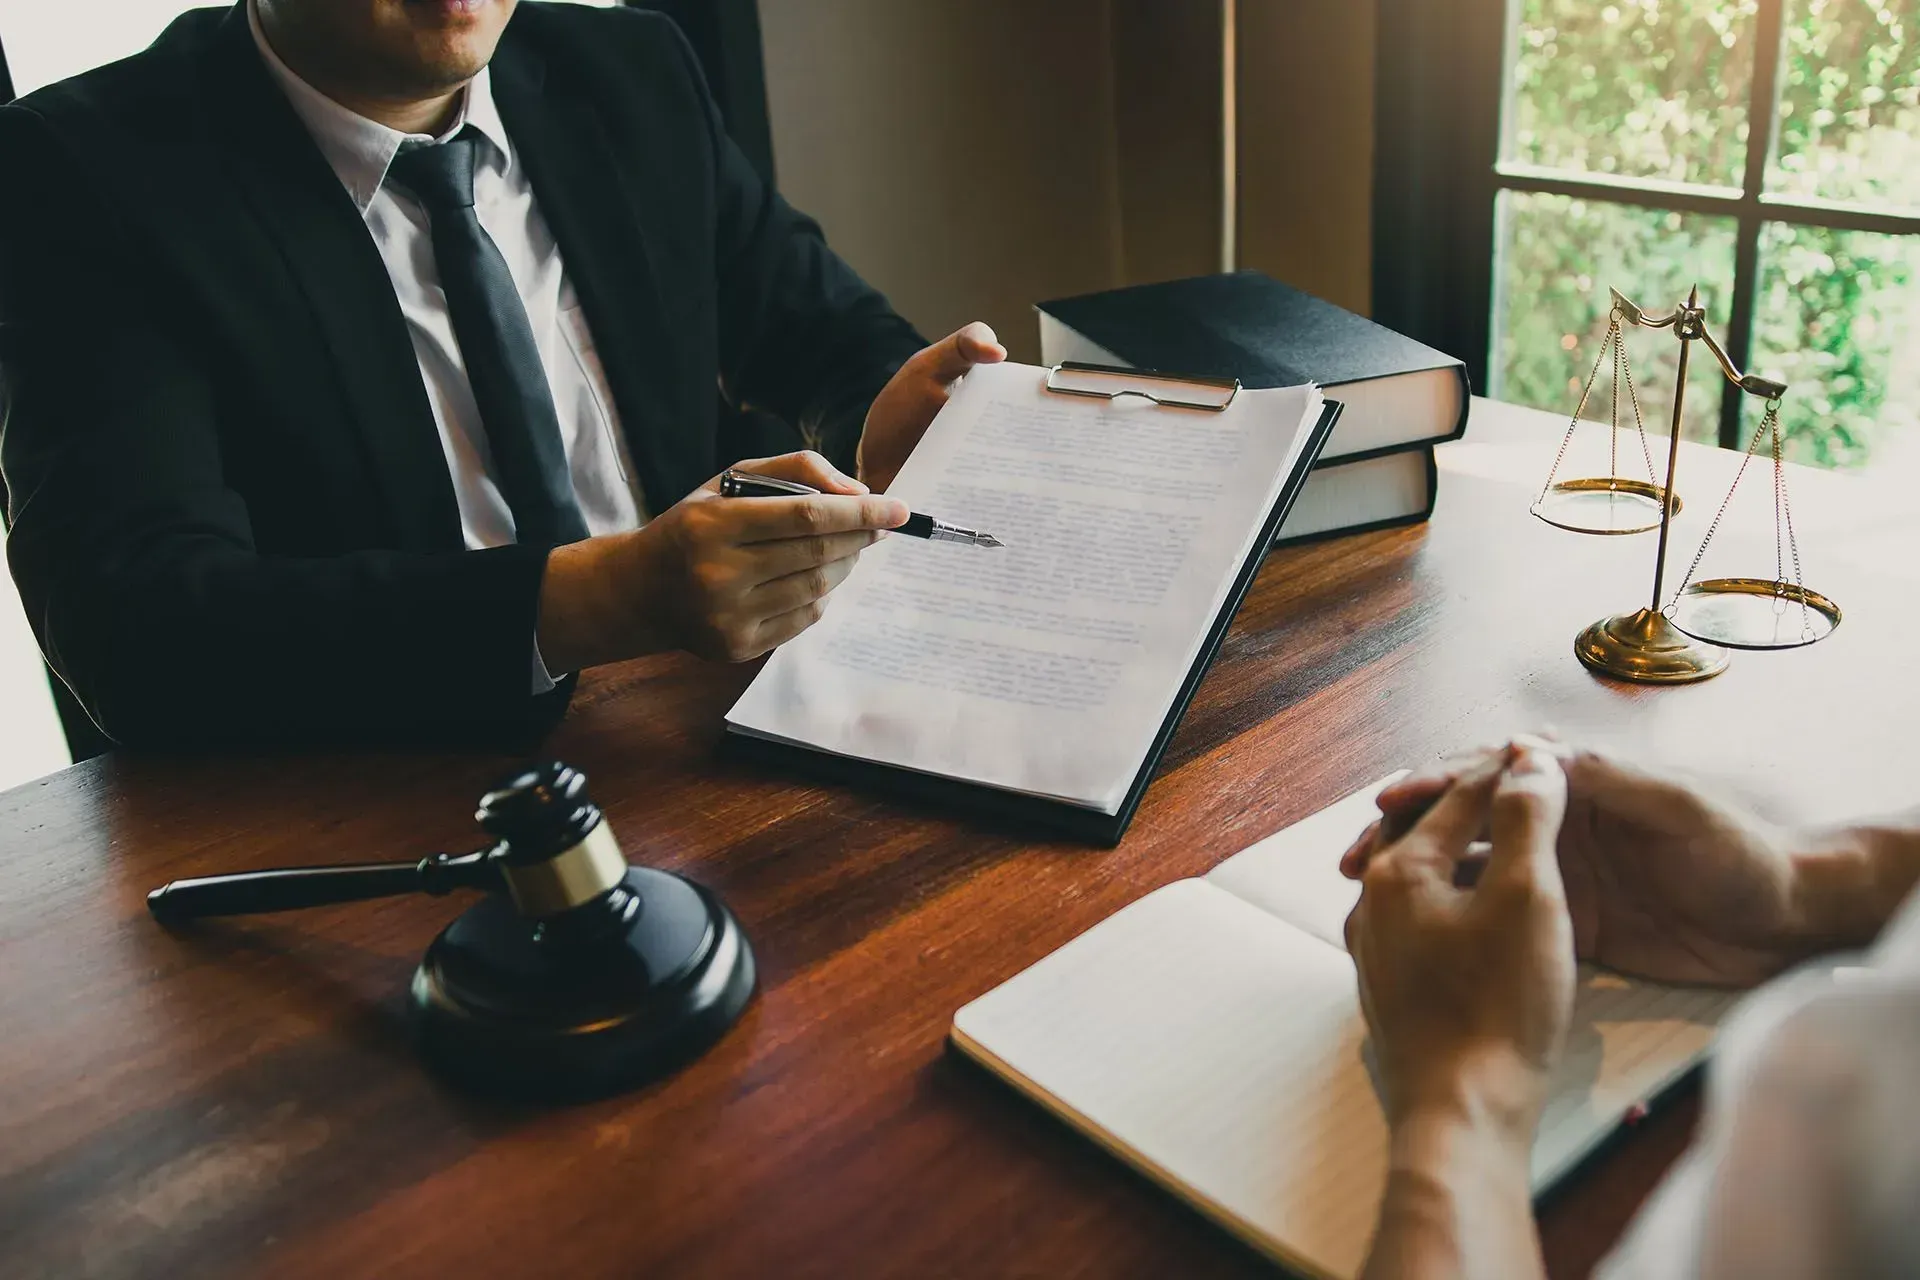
[
  {"x1": 410, "y1": 761, "x2": 757, "y2": 1100},
  {"x1": 475, "y1": 762, "x2": 631, "y2": 921}
]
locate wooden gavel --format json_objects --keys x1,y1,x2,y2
[{"x1": 148, "y1": 762, "x2": 757, "y2": 1101}]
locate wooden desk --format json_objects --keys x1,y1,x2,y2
[{"x1": 2, "y1": 400, "x2": 1913, "y2": 1279}]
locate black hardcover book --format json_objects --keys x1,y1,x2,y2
[
  {"x1": 1038, "y1": 270, "x2": 1470, "y2": 466},
  {"x1": 1272, "y1": 446, "x2": 1437, "y2": 548}
]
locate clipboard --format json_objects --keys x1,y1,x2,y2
[{"x1": 727, "y1": 367, "x2": 1343, "y2": 847}]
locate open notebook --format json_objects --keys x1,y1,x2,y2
[
  {"x1": 951, "y1": 777, "x2": 1733, "y2": 1280},
  {"x1": 726, "y1": 361, "x2": 1333, "y2": 842}
]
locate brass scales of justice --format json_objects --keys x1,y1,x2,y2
[{"x1": 1530, "y1": 285, "x2": 1842, "y2": 683}]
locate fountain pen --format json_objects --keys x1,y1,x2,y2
[{"x1": 719, "y1": 469, "x2": 1005, "y2": 548}]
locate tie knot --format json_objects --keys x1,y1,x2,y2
[{"x1": 389, "y1": 130, "x2": 480, "y2": 213}]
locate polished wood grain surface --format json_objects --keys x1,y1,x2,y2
[{"x1": 2, "y1": 400, "x2": 1913, "y2": 1279}]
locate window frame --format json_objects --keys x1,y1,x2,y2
[{"x1": 1373, "y1": 0, "x2": 1920, "y2": 449}]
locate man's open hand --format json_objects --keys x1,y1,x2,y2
[{"x1": 856, "y1": 322, "x2": 1007, "y2": 493}]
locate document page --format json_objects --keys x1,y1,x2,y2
[{"x1": 725, "y1": 362, "x2": 1323, "y2": 813}]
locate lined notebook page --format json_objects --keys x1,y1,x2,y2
[
  {"x1": 1206, "y1": 773, "x2": 1407, "y2": 948},
  {"x1": 953, "y1": 777, "x2": 1736, "y2": 1280},
  {"x1": 953, "y1": 881, "x2": 1387, "y2": 1280}
]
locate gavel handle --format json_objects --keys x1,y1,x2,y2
[{"x1": 147, "y1": 849, "x2": 501, "y2": 921}]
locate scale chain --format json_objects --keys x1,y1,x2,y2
[
  {"x1": 1766, "y1": 400, "x2": 1814, "y2": 637},
  {"x1": 1666, "y1": 412, "x2": 1769, "y2": 613},
  {"x1": 1665, "y1": 398, "x2": 1810, "y2": 636},
  {"x1": 1618, "y1": 338, "x2": 1661, "y2": 485},
  {"x1": 1536, "y1": 317, "x2": 1620, "y2": 505},
  {"x1": 1772, "y1": 406, "x2": 1786, "y2": 590},
  {"x1": 1610, "y1": 322, "x2": 1621, "y2": 481},
  {"x1": 1535, "y1": 312, "x2": 1666, "y2": 516}
]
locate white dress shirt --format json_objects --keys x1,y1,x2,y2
[
  {"x1": 1601, "y1": 886, "x2": 1920, "y2": 1278},
  {"x1": 249, "y1": 3, "x2": 648, "y2": 689}
]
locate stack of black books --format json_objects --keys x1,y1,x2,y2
[{"x1": 1037, "y1": 271, "x2": 1470, "y2": 545}]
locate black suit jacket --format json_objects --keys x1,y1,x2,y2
[{"x1": 0, "y1": 2, "x2": 925, "y2": 749}]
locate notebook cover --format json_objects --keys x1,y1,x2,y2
[
  {"x1": 1038, "y1": 271, "x2": 1470, "y2": 448},
  {"x1": 1270, "y1": 447, "x2": 1438, "y2": 550},
  {"x1": 725, "y1": 399, "x2": 1343, "y2": 847}
]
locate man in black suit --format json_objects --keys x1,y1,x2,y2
[{"x1": 0, "y1": 0, "x2": 1006, "y2": 748}]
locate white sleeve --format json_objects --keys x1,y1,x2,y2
[
  {"x1": 1601, "y1": 894, "x2": 1920, "y2": 1279},
  {"x1": 531, "y1": 637, "x2": 558, "y2": 694}
]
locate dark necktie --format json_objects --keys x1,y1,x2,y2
[{"x1": 388, "y1": 130, "x2": 590, "y2": 547}]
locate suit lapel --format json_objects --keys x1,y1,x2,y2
[
  {"x1": 197, "y1": 7, "x2": 463, "y2": 551},
  {"x1": 490, "y1": 35, "x2": 695, "y2": 515}
]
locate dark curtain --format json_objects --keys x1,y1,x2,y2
[{"x1": 1370, "y1": 0, "x2": 1506, "y2": 393}]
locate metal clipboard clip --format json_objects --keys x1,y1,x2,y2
[{"x1": 1043, "y1": 361, "x2": 1241, "y2": 412}]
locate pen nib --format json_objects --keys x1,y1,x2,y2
[{"x1": 975, "y1": 533, "x2": 1006, "y2": 548}]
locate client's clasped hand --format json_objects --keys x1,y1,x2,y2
[
  {"x1": 1346, "y1": 740, "x2": 1840, "y2": 988},
  {"x1": 1339, "y1": 742, "x2": 1582, "y2": 1279},
  {"x1": 1338, "y1": 737, "x2": 1911, "y2": 1279},
  {"x1": 1343, "y1": 744, "x2": 1576, "y2": 1144}
]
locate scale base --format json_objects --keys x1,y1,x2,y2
[
  {"x1": 409, "y1": 867, "x2": 755, "y2": 1102},
  {"x1": 1575, "y1": 607, "x2": 1730, "y2": 684}
]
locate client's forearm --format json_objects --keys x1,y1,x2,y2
[
  {"x1": 1789, "y1": 805, "x2": 1920, "y2": 955},
  {"x1": 1364, "y1": 1109, "x2": 1545, "y2": 1280}
]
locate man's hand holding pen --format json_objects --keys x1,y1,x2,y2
[
  {"x1": 533, "y1": 323, "x2": 1004, "y2": 674},
  {"x1": 719, "y1": 469, "x2": 1004, "y2": 548},
  {"x1": 537, "y1": 451, "x2": 909, "y2": 670}
]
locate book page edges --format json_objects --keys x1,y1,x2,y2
[{"x1": 948, "y1": 1018, "x2": 1340, "y2": 1280}]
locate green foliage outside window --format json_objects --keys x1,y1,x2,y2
[
  {"x1": 1494, "y1": 0, "x2": 1920, "y2": 471},
  {"x1": 1494, "y1": 194, "x2": 1737, "y2": 445},
  {"x1": 1505, "y1": 0, "x2": 1760, "y2": 186},
  {"x1": 1751, "y1": 224, "x2": 1919, "y2": 468},
  {"x1": 1771, "y1": 0, "x2": 1920, "y2": 208}
]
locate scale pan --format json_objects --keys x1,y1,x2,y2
[
  {"x1": 1668, "y1": 578, "x2": 1840, "y2": 651},
  {"x1": 1531, "y1": 478, "x2": 1680, "y2": 536}
]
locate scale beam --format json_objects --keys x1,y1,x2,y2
[{"x1": 1610, "y1": 287, "x2": 1788, "y2": 399}]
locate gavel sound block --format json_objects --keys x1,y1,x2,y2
[{"x1": 147, "y1": 762, "x2": 757, "y2": 1100}]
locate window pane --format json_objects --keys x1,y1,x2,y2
[
  {"x1": 1502, "y1": 0, "x2": 1760, "y2": 189},
  {"x1": 1767, "y1": 0, "x2": 1920, "y2": 212},
  {"x1": 1491, "y1": 191, "x2": 1739, "y2": 444},
  {"x1": 1746, "y1": 222, "x2": 1920, "y2": 469},
  {"x1": 2, "y1": 0, "x2": 196, "y2": 96}
]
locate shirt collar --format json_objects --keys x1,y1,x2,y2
[{"x1": 247, "y1": 0, "x2": 515, "y2": 216}]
